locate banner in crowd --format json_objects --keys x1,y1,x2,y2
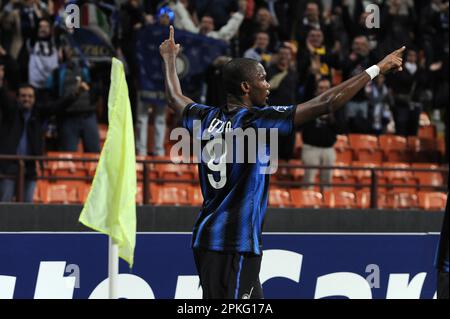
[
  {"x1": 136, "y1": 25, "x2": 228, "y2": 106},
  {"x1": 0, "y1": 233, "x2": 439, "y2": 299},
  {"x1": 70, "y1": 27, "x2": 115, "y2": 62}
]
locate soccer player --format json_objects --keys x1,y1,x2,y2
[{"x1": 160, "y1": 26, "x2": 404, "y2": 299}]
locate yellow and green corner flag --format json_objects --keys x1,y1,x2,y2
[{"x1": 79, "y1": 58, "x2": 137, "y2": 267}]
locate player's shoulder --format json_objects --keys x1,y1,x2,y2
[
  {"x1": 185, "y1": 102, "x2": 215, "y2": 111},
  {"x1": 184, "y1": 102, "x2": 218, "y2": 117},
  {"x1": 249, "y1": 105, "x2": 295, "y2": 114}
]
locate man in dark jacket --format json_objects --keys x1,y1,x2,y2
[
  {"x1": 0, "y1": 82, "x2": 84, "y2": 202},
  {"x1": 267, "y1": 45, "x2": 298, "y2": 106},
  {"x1": 48, "y1": 44, "x2": 100, "y2": 152},
  {"x1": 386, "y1": 48, "x2": 428, "y2": 136},
  {"x1": 301, "y1": 77, "x2": 343, "y2": 189}
]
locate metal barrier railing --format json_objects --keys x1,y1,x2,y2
[{"x1": 0, "y1": 154, "x2": 448, "y2": 208}]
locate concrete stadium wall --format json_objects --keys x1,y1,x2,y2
[{"x1": 0, "y1": 204, "x2": 444, "y2": 232}]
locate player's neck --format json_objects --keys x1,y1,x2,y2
[{"x1": 226, "y1": 94, "x2": 252, "y2": 111}]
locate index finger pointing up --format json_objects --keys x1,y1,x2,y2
[
  {"x1": 394, "y1": 46, "x2": 406, "y2": 56},
  {"x1": 169, "y1": 25, "x2": 175, "y2": 42}
]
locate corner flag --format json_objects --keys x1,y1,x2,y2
[{"x1": 79, "y1": 58, "x2": 137, "y2": 267}]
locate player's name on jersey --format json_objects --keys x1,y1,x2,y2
[{"x1": 169, "y1": 119, "x2": 281, "y2": 174}]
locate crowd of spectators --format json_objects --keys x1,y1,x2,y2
[{"x1": 0, "y1": 0, "x2": 449, "y2": 201}]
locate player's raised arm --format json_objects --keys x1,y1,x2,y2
[
  {"x1": 160, "y1": 25, "x2": 194, "y2": 115},
  {"x1": 293, "y1": 46, "x2": 406, "y2": 127}
]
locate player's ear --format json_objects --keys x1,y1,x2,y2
[{"x1": 241, "y1": 81, "x2": 250, "y2": 95}]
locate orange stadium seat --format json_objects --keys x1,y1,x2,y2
[
  {"x1": 136, "y1": 184, "x2": 143, "y2": 205},
  {"x1": 83, "y1": 153, "x2": 100, "y2": 177},
  {"x1": 272, "y1": 160, "x2": 292, "y2": 181},
  {"x1": 77, "y1": 183, "x2": 92, "y2": 203},
  {"x1": 158, "y1": 162, "x2": 195, "y2": 182},
  {"x1": 335, "y1": 135, "x2": 349, "y2": 149},
  {"x1": 335, "y1": 148, "x2": 354, "y2": 163},
  {"x1": 418, "y1": 192, "x2": 447, "y2": 211},
  {"x1": 151, "y1": 156, "x2": 194, "y2": 183},
  {"x1": 407, "y1": 137, "x2": 440, "y2": 163},
  {"x1": 382, "y1": 162, "x2": 414, "y2": 184},
  {"x1": 269, "y1": 188, "x2": 293, "y2": 208},
  {"x1": 334, "y1": 135, "x2": 354, "y2": 163},
  {"x1": 351, "y1": 161, "x2": 386, "y2": 190},
  {"x1": 33, "y1": 180, "x2": 49, "y2": 203},
  {"x1": 437, "y1": 137, "x2": 446, "y2": 157},
  {"x1": 44, "y1": 184, "x2": 78, "y2": 204},
  {"x1": 151, "y1": 185, "x2": 190, "y2": 206},
  {"x1": 274, "y1": 160, "x2": 303, "y2": 181},
  {"x1": 332, "y1": 162, "x2": 357, "y2": 192},
  {"x1": 135, "y1": 155, "x2": 146, "y2": 181},
  {"x1": 379, "y1": 135, "x2": 411, "y2": 162},
  {"x1": 323, "y1": 190, "x2": 356, "y2": 209},
  {"x1": 387, "y1": 192, "x2": 418, "y2": 209},
  {"x1": 391, "y1": 178, "x2": 418, "y2": 194},
  {"x1": 412, "y1": 163, "x2": 444, "y2": 190},
  {"x1": 418, "y1": 125, "x2": 437, "y2": 139},
  {"x1": 291, "y1": 189, "x2": 323, "y2": 208},
  {"x1": 190, "y1": 186, "x2": 203, "y2": 206},
  {"x1": 289, "y1": 160, "x2": 305, "y2": 181},
  {"x1": 348, "y1": 134, "x2": 383, "y2": 162},
  {"x1": 356, "y1": 190, "x2": 388, "y2": 209},
  {"x1": 45, "y1": 152, "x2": 86, "y2": 178}
]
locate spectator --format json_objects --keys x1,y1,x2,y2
[
  {"x1": 418, "y1": 0, "x2": 448, "y2": 64},
  {"x1": 135, "y1": 4, "x2": 170, "y2": 156},
  {"x1": 243, "y1": 31, "x2": 271, "y2": 67},
  {"x1": 0, "y1": 45, "x2": 20, "y2": 91},
  {"x1": 0, "y1": 0, "x2": 23, "y2": 60},
  {"x1": 192, "y1": 0, "x2": 239, "y2": 29},
  {"x1": 19, "y1": 0, "x2": 48, "y2": 43},
  {"x1": 342, "y1": 35, "x2": 374, "y2": 133},
  {"x1": 135, "y1": 97, "x2": 167, "y2": 156},
  {"x1": 170, "y1": 0, "x2": 247, "y2": 43},
  {"x1": 116, "y1": 0, "x2": 153, "y2": 121},
  {"x1": 387, "y1": 48, "x2": 429, "y2": 136},
  {"x1": 266, "y1": 45, "x2": 297, "y2": 106},
  {"x1": 295, "y1": 1, "x2": 334, "y2": 49},
  {"x1": 239, "y1": 6, "x2": 279, "y2": 54},
  {"x1": 169, "y1": 0, "x2": 198, "y2": 31},
  {"x1": 48, "y1": 44, "x2": 100, "y2": 153},
  {"x1": 297, "y1": 28, "x2": 341, "y2": 101},
  {"x1": 300, "y1": 78, "x2": 340, "y2": 190},
  {"x1": 365, "y1": 74, "x2": 394, "y2": 135},
  {"x1": 0, "y1": 82, "x2": 85, "y2": 202},
  {"x1": 17, "y1": 17, "x2": 59, "y2": 102},
  {"x1": 380, "y1": 0, "x2": 416, "y2": 56},
  {"x1": 339, "y1": 0, "x2": 379, "y2": 50}
]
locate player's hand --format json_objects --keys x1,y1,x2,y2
[
  {"x1": 377, "y1": 46, "x2": 405, "y2": 74},
  {"x1": 159, "y1": 25, "x2": 181, "y2": 59}
]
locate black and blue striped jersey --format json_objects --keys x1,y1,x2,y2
[{"x1": 182, "y1": 103, "x2": 296, "y2": 255}]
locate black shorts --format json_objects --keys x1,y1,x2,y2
[{"x1": 193, "y1": 249, "x2": 264, "y2": 299}]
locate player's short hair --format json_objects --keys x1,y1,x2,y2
[{"x1": 222, "y1": 58, "x2": 259, "y2": 96}]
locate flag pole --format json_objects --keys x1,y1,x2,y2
[{"x1": 108, "y1": 236, "x2": 119, "y2": 299}]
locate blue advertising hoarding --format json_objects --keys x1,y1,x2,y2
[{"x1": 0, "y1": 233, "x2": 439, "y2": 299}]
